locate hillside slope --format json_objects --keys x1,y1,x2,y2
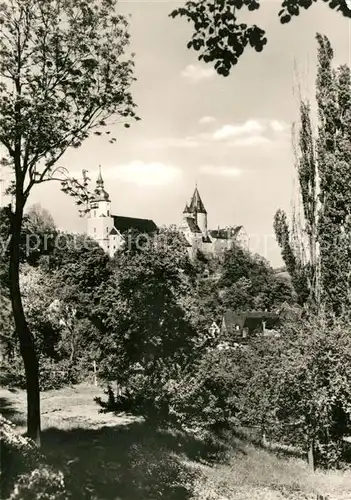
[{"x1": 1, "y1": 384, "x2": 351, "y2": 500}]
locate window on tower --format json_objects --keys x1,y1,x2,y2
[
  {"x1": 94, "y1": 227, "x2": 96, "y2": 233},
  {"x1": 107, "y1": 210, "x2": 110, "y2": 216},
  {"x1": 94, "y1": 210, "x2": 96, "y2": 217}
]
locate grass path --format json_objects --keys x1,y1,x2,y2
[{"x1": 1, "y1": 384, "x2": 351, "y2": 500}]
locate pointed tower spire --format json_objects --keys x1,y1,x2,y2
[
  {"x1": 97, "y1": 164, "x2": 104, "y2": 187},
  {"x1": 189, "y1": 186, "x2": 207, "y2": 214},
  {"x1": 94, "y1": 165, "x2": 110, "y2": 202}
]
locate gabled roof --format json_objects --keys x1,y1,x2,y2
[
  {"x1": 185, "y1": 217, "x2": 202, "y2": 233},
  {"x1": 189, "y1": 187, "x2": 207, "y2": 214},
  {"x1": 112, "y1": 215, "x2": 157, "y2": 234},
  {"x1": 209, "y1": 226, "x2": 243, "y2": 240},
  {"x1": 222, "y1": 310, "x2": 281, "y2": 333},
  {"x1": 109, "y1": 227, "x2": 120, "y2": 236}
]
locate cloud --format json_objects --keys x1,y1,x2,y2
[
  {"x1": 181, "y1": 64, "x2": 216, "y2": 83},
  {"x1": 270, "y1": 120, "x2": 289, "y2": 132},
  {"x1": 213, "y1": 120, "x2": 265, "y2": 140},
  {"x1": 199, "y1": 116, "x2": 216, "y2": 125},
  {"x1": 142, "y1": 117, "x2": 287, "y2": 153},
  {"x1": 199, "y1": 165, "x2": 242, "y2": 177},
  {"x1": 145, "y1": 137, "x2": 199, "y2": 149},
  {"x1": 103, "y1": 161, "x2": 182, "y2": 187}
]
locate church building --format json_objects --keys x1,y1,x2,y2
[
  {"x1": 86, "y1": 167, "x2": 157, "y2": 257},
  {"x1": 86, "y1": 168, "x2": 248, "y2": 257}
]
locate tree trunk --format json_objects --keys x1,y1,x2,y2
[
  {"x1": 8, "y1": 205, "x2": 41, "y2": 444},
  {"x1": 261, "y1": 425, "x2": 268, "y2": 448},
  {"x1": 308, "y1": 440, "x2": 315, "y2": 472}
]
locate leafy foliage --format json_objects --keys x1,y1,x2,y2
[
  {"x1": 1, "y1": 231, "x2": 111, "y2": 391},
  {"x1": 273, "y1": 315, "x2": 351, "y2": 467},
  {"x1": 315, "y1": 35, "x2": 351, "y2": 314},
  {"x1": 0, "y1": 415, "x2": 66, "y2": 499},
  {"x1": 170, "y1": 0, "x2": 351, "y2": 75},
  {"x1": 170, "y1": 0, "x2": 266, "y2": 77},
  {"x1": 0, "y1": 0, "x2": 137, "y2": 196},
  {"x1": 219, "y1": 243, "x2": 296, "y2": 311},
  {"x1": 274, "y1": 34, "x2": 351, "y2": 314},
  {"x1": 96, "y1": 230, "x2": 202, "y2": 388},
  {"x1": 274, "y1": 209, "x2": 310, "y2": 306}
]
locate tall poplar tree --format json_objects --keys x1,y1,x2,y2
[
  {"x1": 274, "y1": 33, "x2": 351, "y2": 314},
  {"x1": 316, "y1": 35, "x2": 351, "y2": 314}
]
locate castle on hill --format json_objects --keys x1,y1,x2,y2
[
  {"x1": 179, "y1": 186, "x2": 248, "y2": 257},
  {"x1": 86, "y1": 168, "x2": 248, "y2": 257}
]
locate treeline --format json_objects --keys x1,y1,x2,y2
[
  {"x1": 2, "y1": 199, "x2": 351, "y2": 469},
  {"x1": 0, "y1": 204, "x2": 293, "y2": 392}
]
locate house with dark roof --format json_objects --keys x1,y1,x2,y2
[
  {"x1": 86, "y1": 167, "x2": 157, "y2": 256},
  {"x1": 179, "y1": 186, "x2": 249, "y2": 257},
  {"x1": 220, "y1": 310, "x2": 281, "y2": 342}
]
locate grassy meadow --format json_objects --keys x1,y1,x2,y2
[{"x1": 1, "y1": 384, "x2": 351, "y2": 500}]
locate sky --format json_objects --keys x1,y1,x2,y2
[{"x1": 1, "y1": 0, "x2": 351, "y2": 266}]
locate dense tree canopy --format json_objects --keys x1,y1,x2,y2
[{"x1": 219, "y1": 243, "x2": 296, "y2": 312}]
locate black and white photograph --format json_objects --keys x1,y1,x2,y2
[{"x1": 1, "y1": 0, "x2": 351, "y2": 498}]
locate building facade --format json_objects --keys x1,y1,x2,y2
[
  {"x1": 179, "y1": 186, "x2": 249, "y2": 257},
  {"x1": 86, "y1": 167, "x2": 157, "y2": 257},
  {"x1": 86, "y1": 169, "x2": 248, "y2": 258}
]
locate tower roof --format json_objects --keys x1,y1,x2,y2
[
  {"x1": 92, "y1": 165, "x2": 110, "y2": 202},
  {"x1": 189, "y1": 186, "x2": 207, "y2": 214},
  {"x1": 183, "y1": 203, "x2": 190, "y2": 213},
  {"x1": 96, "y1": 165, "x2": 104, "y2": 186}
]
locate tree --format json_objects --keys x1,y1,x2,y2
[
  {"x1": 95, "y1": 230, "x2": 203, "y2": 422},
  {"x1": 219, "y1": 243, "x2": 295, "y2": 311},
  {"x1": 315, "y1": 35, "x2": 351, "y2": 314},
  {"x1": 272, "y1": 315, "x2": 351, "y2": 468},
  {"x1": 170, "y1": 0, "x2": 351, "y2": 76},
  {"x1": 0, "y1": 0, "x2": 137, "y2": 442},
  {"x1": 274, "y1": 208, "x2": 311, "y2": 306},
  {"x1": 274, "y1": 34, "x2": 351, "y2": 314},
  {"x1": 25, "y1": 204, "x2": 55, "y2": 234}
]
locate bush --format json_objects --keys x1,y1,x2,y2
[
  {"x1": 96, "y1": 373, "x2": 176, "y2": 426},
  {"x1": 38, "y1": 358, "x2": 82, "y2": 391},
  {"x1": 0, "y1": 416, "x2": 66, "y2": 499},
  {"x1": 0, "y1": 353, "x2": 27, "y2": 389},
  {"x1": 97, "y1": 347, "x2": 241, "y2": 435},
  {"x1": 0, "y1": 352, "x2": 93, "y2": 391}
]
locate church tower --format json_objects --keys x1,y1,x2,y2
[
  {"x1": 189, "y1": 186, "x2": 207, "y2": 238},
  {"x1": 87, "y1": 166, "x2": 114, "y2": 253}
]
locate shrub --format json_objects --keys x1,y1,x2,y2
[
  {"x1": 97, "y1": 347, "x2": 242, "y2": 435},
  {"x1": 0, "y1": 351, "x2": 93, "y2": 391},
  {"x1": 0, "y1": 353, "x2": 27, "y2": 389},
  {"x1": 0, "y1": 416, "x2": 66, "y2": 499}
]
